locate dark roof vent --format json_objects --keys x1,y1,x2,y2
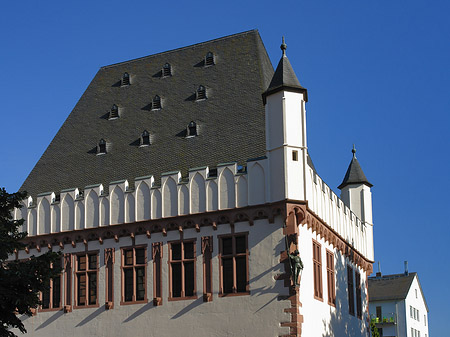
[
  {"x1": 162, "y1": 63, "x2": 171, "y2": 77},
  {"x1": 122, "y1": 72, "x2": 130, "y2": 86},
  {"x1": 140, "y1": 130, "x2": 150, "y2": 147},
  {"x1": 97, "y1": 139, "x2": 107, "y2": 155},
  {"x1": 109, "y1": 104, "x2": 119, "y2": 120},
  {"x1": 186, "y1": 121, "x2": 197, "y2": 138},
  {"x1": 196, "y1": 85, "x2": 207, "y2": 100},
  {"x1": 152, "y1": 95, "x2": 162, "y2": 110},
  {"x1": 205, "y1": 52, "x2": 215, "y2": 66}
]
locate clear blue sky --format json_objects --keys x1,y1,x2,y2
[{"x1": 1, "y1": 1, "x2": 448, "y2": 335}]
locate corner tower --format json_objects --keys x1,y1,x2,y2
[{"x1": 262, "y1": 38, "x2": 308, "y2": 202}]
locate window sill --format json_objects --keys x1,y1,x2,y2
[
  {"x1": 168, "y1": 295, "x2": 198, "y2": 302},
  {"x1": 219, "y1": 291, "x2": 250, "y2": 298},
  {"x1": 39, "y1": 307, "x2": 62, "y2": 313},
  {"x1": 314, "y1": 295, "x2": 324, "y2": 302},
  {"x1": 120, "y1": 299, "x2": 148, "y2": 306},
  {"x1": 73, "y1": 304, "x2": 100, "y2": 310}
]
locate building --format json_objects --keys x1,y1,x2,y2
[
  {"x1": 368, "y1": 265, "x2": 429, "y2": 337},
  {"x1": 12, "y1": 30, "x2": 374, "y2": 336}
]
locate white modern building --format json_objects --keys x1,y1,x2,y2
[
  {"x1": 11, "y1": 30, "x2": 375, "y2": 336},
  {"x1": 368, "y1": 267, "x2": 429, "y2": 337}
]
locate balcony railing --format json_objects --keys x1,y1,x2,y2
[{"x1": 370, "y1": 313, "x2": 397, "y2": 324}]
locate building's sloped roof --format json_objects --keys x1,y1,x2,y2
[
  {"x1": 21, "y1": 30, "x2": 274, "y2": 197},
  {"x1": 338, "y1": 148, "x2": 373, "y2": 189}
]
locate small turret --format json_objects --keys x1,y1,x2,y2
[{"x1": 338, "y1": 145, "x2": 373, "y2": 224}]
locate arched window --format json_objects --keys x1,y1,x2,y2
[
  {"x1": 186, "y1": 121, "x2": 197, "y2": 138},
  {"x1": 152, "y1": 95, "x2": 162, "y2": 110},
  {"x1": 140, "y1": 130, "x2": 150, "y2": 146},
  {"x1": 162, "y1": 63, "x2": 171, "y2": 77},
  {"x1": 109, "y1": 104, "x2": 119, "y2": 119},
  {"x1": 97, "y1": 139, "x2": 107, "y2": 155},
  {"x1": 205, "y1": 52, "x2": 215, "y2": 66},
  {"x1": 122, "y1": 72, "x2": 130, "y2": 86},
  {"x1": 196, "y1": 85, "x2": 206, "y2": 100}
]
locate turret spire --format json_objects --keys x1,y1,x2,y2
[
  {"x1": 281, "y1": 36, "x2": 287, "y2": 56},
  {"x1": 338, "y1": 146, "x2": 372, "y2": 189}
]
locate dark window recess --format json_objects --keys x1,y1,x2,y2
[
  {"x1": 205, "y1": 52, "x2": 215, "y2": 66},
  {"x1": 196, "y1": 85, "x2": 206, "y2": 100},
  {"x1": 292, "y1": 150, "x2": 298, "y2": 161},
  {"x1": 122, "y1": 72, "x2": 130, "y2": 86},
  {"x1": 170, "y1": 241, "x2": 196, "y2": 299},
  {"x1": 109, "y1": 104, "x2": 119, "y2": 119},
  {"x1": 220, "y1": 234, "x2": 248, "y2": 295},
  {"x1": 186, "y1": 121, "x2": 197, "y2": 137},
  {"x1": 162, "y1": 63, "x2": 171, "y2": 77},
  {"x1": 97, "y1": 139, "x2": 107, "y2": 155},
  {"x1": 141, "y1": 130, "x2": 150, "y2": 146},
  {"x1": 152, "y1": 95, "x2": 162, "y2": 110}
]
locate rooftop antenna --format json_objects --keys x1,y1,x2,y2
[
  {"x1": 376, "y1": 261, "x2": 382, "y2": 278},
  {"x1": 404, "y1": 261, "x2": 409, "y2": 276}
]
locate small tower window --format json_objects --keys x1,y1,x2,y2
[
  {"x1": 162, "y1": 63, "x2": 171, "y2": 77},
  {"x1": 140, "y1": 130, "x2": 150, "y2": 146},
  {"x1": 186, "y1": 121, "x2": 197, "y2": 138},
  {"x1": 109, "y1": 104, "x2": 119, "y2": 119},
  {"x1": 196, "y1": 85, "x2": 206, "y2": 100},
  {"x1": 152, "y1": 95, "x2": 162, "y2": 110},
  {"x1": 97, "y1": 139, "x2": 107, "y2": 155},
  {"x1": 205, "y1": 52, "x2": 215, "y2": 66},
  {"x1": 122, "y1": 72, "x2": 130, "y2": 86}
]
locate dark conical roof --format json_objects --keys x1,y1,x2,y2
[
  {"x1": 338, "y1": 147, "x2": 373, "y2": 189},
  {"x1": 262, "y1": 37, "x2": 307, "y2": 104}
]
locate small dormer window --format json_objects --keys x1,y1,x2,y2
[
  {"x1": 109, "y1": 104, "x2": 119, "y2": 119},
  {"x1": 205, "y1": 52, "x2": 215, "y2": 66},
  {"x1": 97, "y1": 139, "x2": 107, "y2": 155},
  {"x1": 162, "y1": 63, "x2": 171, "y2": 77},
  {"x1": 186, "y1": 121, "x2": 197, "y2": 138},
  {"x1": 196, "y1": 85, "x2": 206, "y2": 100},
  {"x1": 122, "y1": 72, "x2": 130, "y2": 86},
  {"x1": 152, "y1": 95, "x2": 162, "y2": 110},
  {"x1": 140, "y1": 130, "x2": 150, "y2": 146}
]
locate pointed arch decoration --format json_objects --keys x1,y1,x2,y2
[
  {"x1": 163, "y1": 178, "x2": 177, "y2": 217},
  {"x1": 38, "y1": 198, "x2": 51, "y2": 235},
  {"x1": 219, "y1": 168, "x2": 235, "y2": 210},
  {"x1": 125, "y1": 193, "x2": 135, "y2": 223},
  {"x1": 110, "y1": 186, "x2": 124, "y2": 225},
  {"x1": 179, "y1": 185, "x2": 189, "y2": 215},
  {"x1": 136, "y1": 182, "x2": 151, "y2": 221},
  {"x1": 100, "y1": 197, "x2": 110, "y2": 226},
  {"x1": 152, "y1": 189, "x2": 162, "y2": 219},
  {"x1": 85, "y1": 190, "x2": 99, "y2": 228},
  {"x1": 61, "y1": 195, "x2": 74, "y2": 231},
  {"x1": 190, "y1": 173, "x2": 206, "y2": 213},
  {"x1": 207, "y1": 180, "x2": 218, "y2": 211},
  {"x1": 51, "y1": 204, "x2": 61, "y2": 233},
  {"x1": 236, "y1": 176, "x2": 248, "y2": 208}
]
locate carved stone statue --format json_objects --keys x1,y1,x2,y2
[{"x1": 289, "y1": 249, "x2": 304, "y2": 286}]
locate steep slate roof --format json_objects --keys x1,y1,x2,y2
[
  {"x1": 21, "y1": 30, "x2": 274, "y2": 198},
  {"x1": 262, "y1": 38, "x2": 307, "y2": 104},
  {"x1": 368, "y1": 272, "x2": 429, "y2": 311},
  {"x1": 338, "y1": 147, "x2": 373, "y2": 189}
]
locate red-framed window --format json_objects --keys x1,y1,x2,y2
[
  {"x1": 121, "y1": 246, "x2": 147, "y2": 304},
  {"x1": 355, "y1": 270, "x2": 362, "y2": 319},
  {"x1": 326, "y1": 249, "x2": 336, "y2": 306},
  {"x1": 347, "y1": 265, "x2": 355, "y2": 316},
  {"x1": 74, "y1": 252, "x2": 99, "y2": 308},
  {"x1": 219, "y1": 233, "x2": 249, "y2": 296},
  {"x1": 40, "y1": 258, "x2": 62, "y2": 311},
  {"x1": 168, "y1": 240, "x2": 196, "y2": 300},
  {"x1": 313, "y1": 239, "x2": 323, "y2": 300}
]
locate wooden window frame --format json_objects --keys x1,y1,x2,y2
[
  {"x1": 74, "y1": 251, "x2": 99, "y2": 309},
  {"x1": 347, "y1": 265, "x2": 355, "y2": 316},
  {"x1": 39, "y1": 258, "x2": 63, "y2": 312},
  {"x1": 355, "y1": 270, "x2": 362, "y2": 319},
  {"x1": 218, "y1": 233, "x2": 250, "y2": 297},
  {"x1": 313, "y1": 239, "x2": 323, "y2": 301},
  {"x1": 120, "y1": 245, "x2": 148, "y2": 305},
  {"x1": 326, "y1": 249, "x2": 335, "y2": 306},
  {"x1": 168, "y1": 239, "x2": 197, "y2": 301},
  {"x1": 104, "y1": 248, "x2": 114, "y2": 309},
  {"x1": 202, "y1": 236, "x2": 213, "y2": 302}
]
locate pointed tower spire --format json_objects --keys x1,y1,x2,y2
[
  {"x1": 338, "y1": 146, "x2": 372, "y2": 190},
  {"x1": 262, "y1": 37, "x2": 308, "y2": 104}
]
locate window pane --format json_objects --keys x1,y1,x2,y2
[
  {"x1": 172, "y1": 243, "x2": 181, "y2": 261},
  {"x1": 135, "y1": 248, "x2": 145, "y2": 265},
  {"x1": 88, "y1": 273, "x2": 97, "y2": 305},
  {"x1": 125, "y1": 250, "x2": 133, "y2": 266},
  {"x1": 42, "y1": 283, "x2": 50, "y2": 309},
  {"x1": 136, "y1": 267, "x2": 145, "y2": 301},
  {"x1": 52, "y1": 276, "x2": 61, "y2": 308},
  {"x1": 236, "y1": 256, "x2": 247, "y2": 293},
  {"x1": 184, "y1": 261, "x2": 195, "y2": 297},
  {"x1": 124, "y1": 269, "x2": 133, "y2": 301},
  {"x1": 78, "y1": 274, "x2": 86, "y2": 305},
  {"x1": 184, "y1": 242, "x2": 194, "y2": 259},
  {"x1": 222, "y1": 237, "x2": 232, "y2": 255},
  {"x1": 222, "y1": 258, "x2": 233, "y2": 294},
  {"x1": 78, "y1": 255, "x2": 86, "y2": 271},
  {"x1": 88, "y1": 254, "x2": 97, "y2": 270},
  {"x1": 172, "y1": 263, "x2": 182, "y2": 297},
  {"x1": 236, "y1": 236, "x2": 246, "y2": 254}
]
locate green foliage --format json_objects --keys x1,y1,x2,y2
[
  {"x1": 370, "y1": 321, "x2": 380, "y2": 337},
  {"x1": 0, "y1": 188, "x2": 61, "y2": 337}
]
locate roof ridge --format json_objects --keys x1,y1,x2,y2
[{"x1": 101, "y1": 29, "x2": 259, "y2": 70}]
